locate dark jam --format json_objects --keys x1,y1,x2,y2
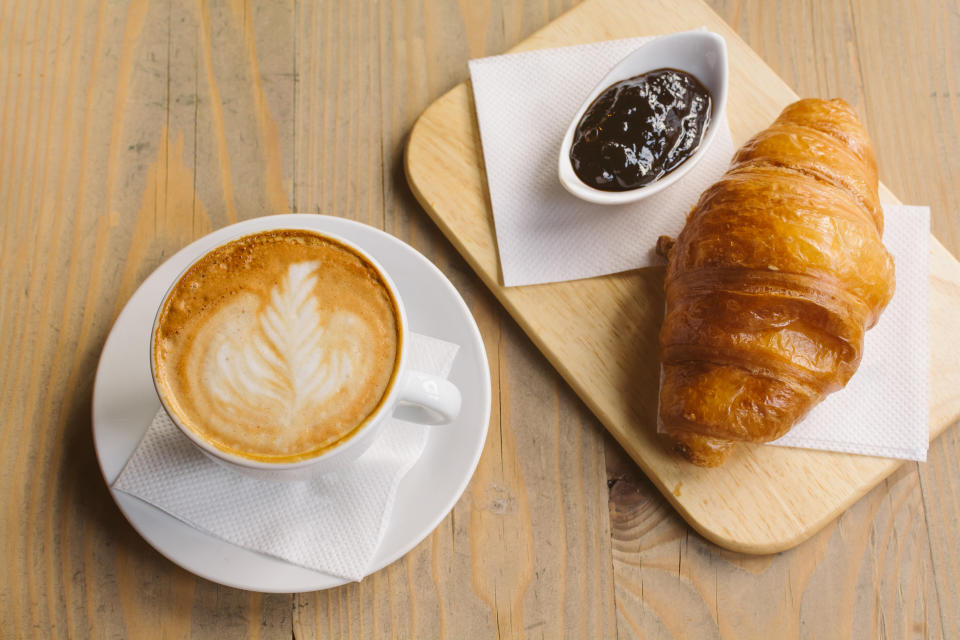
[{"x1": 569, "y1": 68, "x2": 712, "y2": 191}]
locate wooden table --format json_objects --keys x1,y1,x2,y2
[{"x1": 2, "y1": 0, "x2": 957, "y2": 637}]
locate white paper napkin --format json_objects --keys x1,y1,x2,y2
[
  {"x1": 469, "y1": 33, "x2": 735, "y2": 286},
  {"x1": 113, "y1": 333, "x2": 459, "y2": 582}
]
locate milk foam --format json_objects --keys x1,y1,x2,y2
[
  {"x1": 201, "y1": 261, "x2": 361, "y2": 430},
  {"x1": 155, "y1": 231, "x2": 400, "y2": 460}
]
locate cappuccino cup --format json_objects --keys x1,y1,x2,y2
[{"x1": 150, "y1": 226, "x2": 461, "y2": 481}]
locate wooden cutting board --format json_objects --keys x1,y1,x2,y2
[{"x1": 404, "y1": 0, "x2": 960, "y2": 554}]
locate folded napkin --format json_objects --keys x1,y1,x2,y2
[
  {"x1": 113, "y1": 333, "x2": 459, "y2": 582},
  {"x1": 469, "y1": 33, "x2": 735, "y2": 287}
]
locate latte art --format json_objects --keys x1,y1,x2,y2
[
  {"x1": 204, "y1": 261, "x2": 361, "y2": 429},
  {"x1": 153, "y1": 231, "x2": 401, "y2": 461}
]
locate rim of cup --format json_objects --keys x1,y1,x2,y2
[{"x1": 148, "y1": 226, "x2": 410, "y2": 471}]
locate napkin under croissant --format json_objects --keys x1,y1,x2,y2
[{"x1": 657, "y1": 98, "x2": 895, "y2": 467}]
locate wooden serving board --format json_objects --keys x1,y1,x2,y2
[{"x1": 405, "y1": 0, "x2": 960, "y2": 553}]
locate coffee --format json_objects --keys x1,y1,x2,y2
[{"x1": 153, "y1": 230, "x2": 401, "y2": 462}]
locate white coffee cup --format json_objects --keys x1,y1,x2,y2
[{"x1": 149, "y1": 225, "x2": 462, "y2": 481}]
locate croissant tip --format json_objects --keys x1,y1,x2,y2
[
  {"x1": 675, "y1": 443, "x2": 730, "y2": 468},
  {"x1": 664, "y1": 427, "x2": 738, "y2": 468},
  {"x1": 656, "y1": 235, "x2": 675, "y2": 260}
]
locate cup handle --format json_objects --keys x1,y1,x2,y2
[{"x1": 392, "y1": 370, "x2": 462, "y2": 425}]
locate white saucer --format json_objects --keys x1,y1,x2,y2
[{"x1": 92, "y1": 214, "x2": 491, "y2": 592}]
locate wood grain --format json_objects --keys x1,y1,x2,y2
[
  {"x1": 606, "y1": 436, "x2": 943, "y2": 639},
  {"x1": 0, "y1": 0, "x2": 957, "y2": 638}
]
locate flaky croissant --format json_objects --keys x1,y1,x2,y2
[{"x1": 657, "y1": 98, "x2": 895, "y2": 467}]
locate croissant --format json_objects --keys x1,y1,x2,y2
[{"x1": 657, "y1": 98, "x2": 895, "y2": 467}]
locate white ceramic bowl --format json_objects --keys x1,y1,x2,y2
[{"x1": 558, "y1": 31, "x2": 728, "y2": 205}]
